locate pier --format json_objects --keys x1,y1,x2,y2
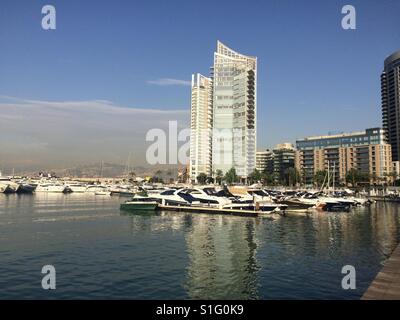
[
  {"x1": 157, "y1": 204, "x2": 266, "y2": 217},
  {"x1": 362, "y1": 244, "x2": 400, "y2": 300}
]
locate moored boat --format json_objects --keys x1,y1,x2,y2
[
  {"x1": 120, "y1": 195, "x2": 159, "y2": 211},
  {"x1": 95, "y1": 191, "x2": 111, "y2": 196},
  {"x1": 16, "y1": 183, "x2": 36, "y2": 194},
  {"x1": 0, "y1": 176, "x2": 21, "y2": 194},
  {"x1": 35, "y1": 183, "x2": 66, "y2": 193}
]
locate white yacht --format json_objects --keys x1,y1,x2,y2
[
  {"x1": 95, "y1": 191, "x2": 111, "y2": 196},
  {"x1": 223, "y1": 187, "x2": 287, "y2": 212},
  {"x1": 0, "y1": 176, "x2": 20, "y2": 193},
  {"x1": 64, "y1": 182, "x2": 87, "y2": 193},
  {"x1": 158, "y1": 187, "x2": 285, "y2": 213},
  {"x1": 35, "y1": 183, "x2": 66, "y2": 193},
  {"x1": 182, "y1": 187, "x2": 231, "y2": 207},
  {"x1": 85, "y1": 185, "x2": 109, "y2": 193},
  {"x1": 151, "y1": 188, "x2": 195, "y2": 206}
]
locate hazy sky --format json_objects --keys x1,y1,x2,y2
[{"x1": 0, "y1": 0, "x2": 399, "y2": 171}]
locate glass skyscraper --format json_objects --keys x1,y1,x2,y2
[
  {"x1": 189, "y1": 73, "x2": 213, "y2": 182},
  {"x1": 190, "y1": 41, "x2": 257, "y2": 181},
  {"x1": 212, "y1": 41, "x2": 257, "y2": 178},
  {"x1": 381, "y1": 50, "x2": 400, "y2": 161}
]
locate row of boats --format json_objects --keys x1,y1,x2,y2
[
  {"x1": 0, "y1": 175, "x2": 374, "y2": 214},
  {"x1": 0, "y1": 176, "x2": 138, "y2": 196},
  {"x1": 121, "y1": 186, "x2": 374, "y2": 214}
]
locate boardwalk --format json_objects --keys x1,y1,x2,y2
[{"x1": 362, "y1": 244, "x2": 400, "y2": 300}]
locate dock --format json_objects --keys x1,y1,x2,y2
[
  {"x1": 362, "y1": 244, "x2": 400, "y2": 300},
  {"x1": 157, "y1": 204, "x2": 273, "y2": 217},
  {"x1": 368, "y1": 196, "x2": 400, "y2": 203}
]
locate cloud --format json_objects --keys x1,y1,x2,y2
[
  {"x1": 0, "y1": 97, "x2": 189, "y2": 170},
  {"x1": 146, "y1": 78, "x2": 191, "y2": 86}
]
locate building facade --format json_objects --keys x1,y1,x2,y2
[
  {"x1": 212, "y1": 41, "x2": 257, "y2": 179},
  {"x1": 296, "y1": 128, "x2": 392, "y2": 185},
  {"x1": 255, "y1": 149, "x2": 273, "y2": 173},
  {"x1": 381, "y1": 50, "x2": 400, "y2": 161},
  {"x1": 272, "y1": 143, "x2": 296, "y2": 184},
  {"x1": 189, "y1": 73, "x2": 213, "y2": 182},
  {"x1": 256, "y1": 144, "x2": 296, "y2": 185}
]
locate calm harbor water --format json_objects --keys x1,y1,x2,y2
[{"x1": 0, "y1": 193, "x2": 399, "y2": 299}]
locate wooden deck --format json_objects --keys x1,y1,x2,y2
[{"x1": 362, "y1": 244, "x2": 400, "y2": 300}]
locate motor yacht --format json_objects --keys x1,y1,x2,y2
[
  {"x1": 0, "y1": 176, "x2": 21, "y2": 193},
  {"x1": 35, "y1": 182, "x2": 67, "y2": 193},
  {"x1": 65, "y1": 182, "x2": 87, "y2": 193},
  {"x1": 85, "y1": 185, "x2": 109, "y2": 193}
]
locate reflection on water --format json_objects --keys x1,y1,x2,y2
[
  {"x1": 184, "y1": 215, "x2": 259, "y2": 299},
  {"x1": 0, "y1": 194, "x2": 399, "y2": 299}
]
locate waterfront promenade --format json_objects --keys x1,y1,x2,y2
[{"x1": 362, "y1": 244, "x2": 400, "y2": 300}]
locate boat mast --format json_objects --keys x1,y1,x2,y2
[
  {"x1": 327, "y1": 160, "x2": 330, "y2": 193},
  {"x1": 332, "y1": 161, "x2": 335, "y2": 194},
  {"x1": 100, "y1": 160, "x2": 104, "y2": 180}
]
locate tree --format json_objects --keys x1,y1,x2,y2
[
  {"x1": 224, "y1": 167, "x2": 238, "y2": 185},
  {"x1": 149, "y1": 176, "x2": 163, "y2": 183},
  {"x1": 285, "y1": 167, "x2": 301, "y2": 187},
  {"x1": 313, "y1": 170, "x2": 327, "y2": 188},
  {"x1": 371, "y1": 172, "x2": 378, "y2": 185},
  {"x1": 387, "y1": 171, "x2": 398, "y2": 186},
  {"x1": 261, "y1": 169, "x2": 274, "y2": 186},
  {"x1": 248, "y1": 169, "x2": 262, "y2": 184},
  {"x1": 206, "y1": 176, "x2": 214, "y2": 184},
  {"x1": 215, "y1": 169, "x2": 223, "y2": 185},
  {"x1": 345, "y1": 169, "x2": 370, "y2": 187},
  {"x1": 196, "y1": 173, "x2": 207, "y2": 185}
]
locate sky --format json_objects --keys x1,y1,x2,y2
[{"x1": 0, "y1": 0, "x2": 399, "y2": 171}]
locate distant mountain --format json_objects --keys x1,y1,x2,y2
[{"x1": 13, "y1": 162, "x2": 183, "y2": 179}]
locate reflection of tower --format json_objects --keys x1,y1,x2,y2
[
  {"x1": 370, "y1": 202, "x2": 400, "y2": 256},
  {"x1": 184, "y1": 216, "x2": 259, "y2": 299}
]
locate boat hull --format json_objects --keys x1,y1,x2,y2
[
  {"x1": 17, "y1": 184, "x2": 36, "y2": 194},
  {"x1": 120, "y1": 203, "x2": 158, "y2": 211},
  {"x1": 35, "y1": 186, "x2": 66, "y2": 193},
  {"x1": 0, "y1": 183, "x2": 19, "y2": 194}
]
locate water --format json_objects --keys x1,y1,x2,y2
[{"x1": 0, "y1": 193, "x2": 399, "y2": 299}]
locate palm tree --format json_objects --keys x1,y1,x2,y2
[
  {"x1": 215, "y1": 169, "x2": 223, "y2": 185},
  {"x1": 224, "y1": 168, "x2": 238, "y2": 185},
  {"x1": 196, "y1": 173, "x2": 207, "y2": 185},
  {"x1": 248, "y1": 169, "x2": 261, "y2": 184},
  {"x1": 314, "y1": 170, "x2": 327, "y2": 188}
]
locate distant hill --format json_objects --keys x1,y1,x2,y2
[{"x1": 14, "y1": 162, "x2": 183, "y2": 179}]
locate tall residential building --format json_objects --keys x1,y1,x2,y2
[
  {"x1": 189, "y1": 73, "x2": 213, "y2": 182},
  {"x1": 272, "y1": 143, "x2": 296, "y2": 184},
  {"x1": 212, "y1": 41, "x2": 257, "y2": 179},
  {"x1": 381, "y1": 50, "x2": 400, "y2": 161},
  {"x1": 256, "y1": 149, "x2": 273, "y2": 173},
  {"x1": 295, "y1": 128, "x2": 392, "y2": 185}
]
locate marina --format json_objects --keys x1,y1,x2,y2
[
  {"x1": 2, "y1": 172, "x2": 400, "y2": 217},
  {"x1": 0, "y1": 192, "x2": 399, "y2": 299}
]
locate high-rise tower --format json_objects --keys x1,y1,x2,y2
[
  {"x1": 381, "y1": 50, "x2": 400, "y2": 161},
  {"x1": 189, "y1": 73, "x2": 213, "y2": 182},
  {"x1": 211, "y1": 41, "x2": 257, "y2": 179}
]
